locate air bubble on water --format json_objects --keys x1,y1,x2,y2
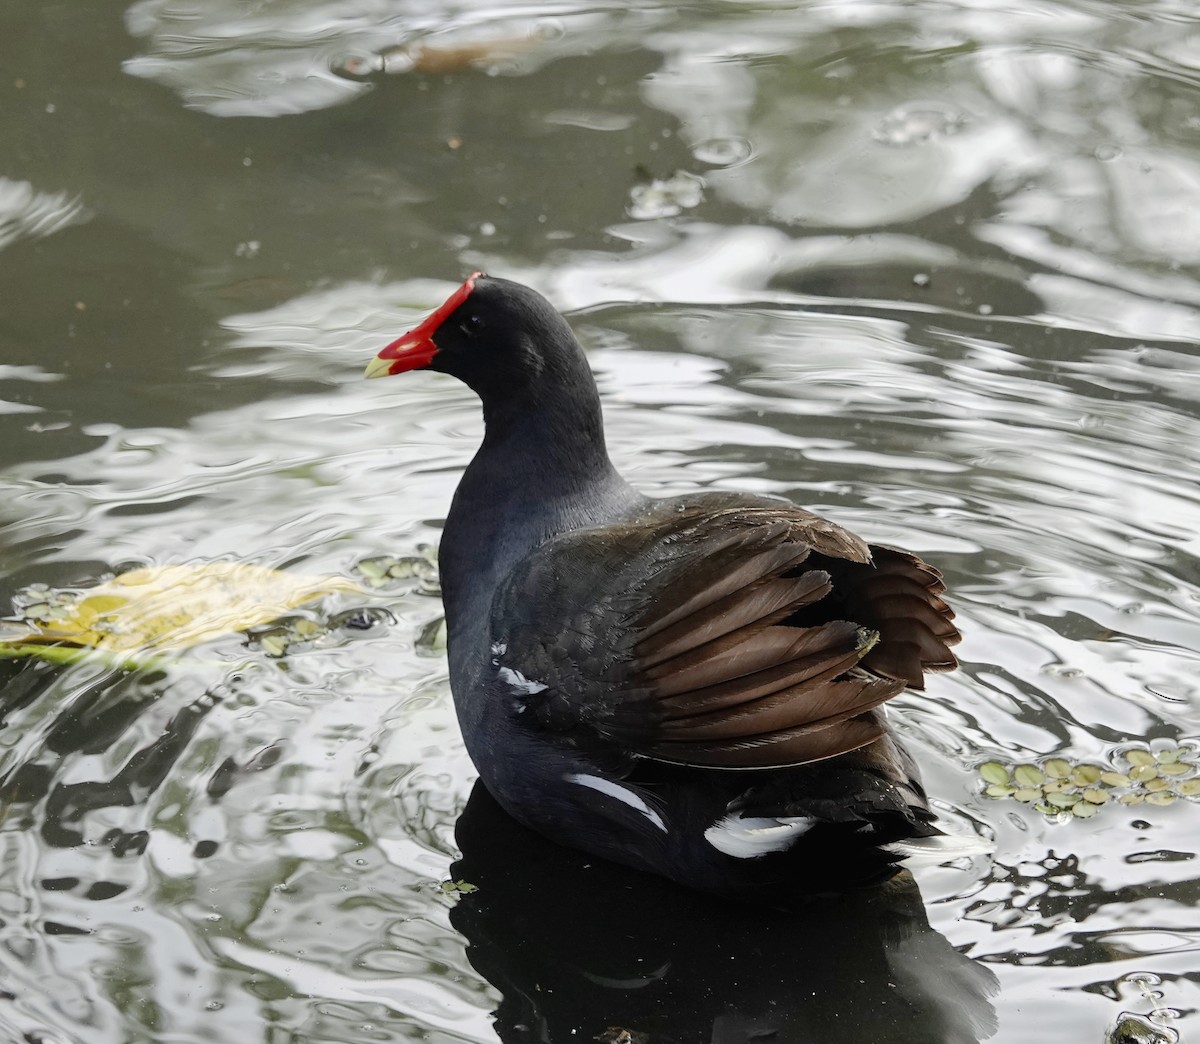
[
  {"x1": 691, "y1": 137, "x2": 753, "y2": 166},
  {"x1": 874, "y1": 104, "x2": 969, "y2": 147}
]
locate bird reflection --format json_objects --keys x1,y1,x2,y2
[{"x1": 450, "y1": 782, "x2": 998, "y2": 1044}]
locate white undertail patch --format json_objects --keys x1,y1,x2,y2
[
  {"x1": 883, "y1": 832, "x2": 994, "y2": 862},
  {"x1": 567, "y1": 773, "x2": 667, "y2": 832},
  {"x1": 705, "y1": 813, "x2": 815, "y2": 859}
]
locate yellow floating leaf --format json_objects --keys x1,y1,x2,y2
[
  {"x1": 979, "y1": 762, "x2": 1011, "y2": 786},
  {"x1": 1125, "y1": 749, "x2": 1156, "y2": 768},
  {"x1": 3, "y1": 563, "x2": 363, "y2": 655},
  {"x1": 1072, "y1": 764, "x2": 1103, "y2": 786},
  {"x1": 1013, "y1": 764, "x2": 1045, "y2": 787},
  {"x1": 1157, "y1": 762, "x2": 1191, "y2": 777},
  {"x1": 1044, "y1": 759, "x2": 1073, "y2": 779}
]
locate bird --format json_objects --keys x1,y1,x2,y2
[{"x1": 366, "y1": 272, "x2": 974, "y2": 897}]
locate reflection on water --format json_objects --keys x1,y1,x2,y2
[
  {"x1": 452, "y1": 782, "x2": 998, "y2": 1044},
  {"x1": 2, "y1": 0, "x2": 1199, "y2": 1040}
]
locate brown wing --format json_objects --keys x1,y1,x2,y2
[
  {"x1": 490, "y1": 493, "x2": 959, "y2": 770},
  {"x1": 850, "y1": 545, "x2": 960, "y2": 688}
]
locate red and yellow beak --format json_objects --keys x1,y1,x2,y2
[{"x1": 365, "y1": 272, "x2": 483, "y2": 378}]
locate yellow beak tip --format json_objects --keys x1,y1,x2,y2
[{"x1": 364, "y1": 357, "x2": 392, "y2": 379}]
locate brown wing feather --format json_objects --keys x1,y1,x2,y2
[
  {"x1": 848, "y1": 545, "x2": 961, "y2": 688},
  {"x1": 637, "y1": 524, "x2": 806, "y2": 639},
  {"x1": 657, "y1": 673, "x2": 899, "y2": 741},
  {"x1": 491, "y1": 494, "x2": 958, "y2": 769},
  {"x1": 637, "y1": 571, "x2": 831, "y2": 667},
  {"x1": 649, "y1": 714, "x2": 887, "y2": 769}
]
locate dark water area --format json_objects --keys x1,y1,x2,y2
[{"x1": 1, "y1": 1, "x2": 1199, "y2": 1041}]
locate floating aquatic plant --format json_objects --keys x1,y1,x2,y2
[
  {"x1": 354, "y1": 544, "x2": 441, "y2": 596},
  {"x1": 1, "y1": 564, "x2": 363, "y2": 668},
  {"x1": 978, "y1": 744, "x2": 1199, "y2": 819}
]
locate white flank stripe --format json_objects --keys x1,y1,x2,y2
[
  {"x1": 704, "y1": 813, "x2": 815, "y2": 859},
  {"x1": 566, "y1": 773, "x2": 667, "y2": 832},
  {"x1": 497, "y1": 666, "x2": 548, "y2": 695}
]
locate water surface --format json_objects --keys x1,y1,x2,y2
[{"x1": 1, "y1": 1, "x2": 1199, "y2": 1041}]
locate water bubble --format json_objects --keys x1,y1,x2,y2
[
  {"x1": 691, "y1": 137, "x2": 753, "y2": 167},
  {"x1": 1095, "y1": 143, "x2": 1124, "y2": 162},
  {"x1": 874, "y1": 104, "x2": 969, "y2": 147},
  {"x1": 913, "y1": 272, "x2": 930, "y2": 287}
]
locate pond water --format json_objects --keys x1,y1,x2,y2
[{"x1": 2, "y1": 0, "x2": 1199, "y2": 1041}]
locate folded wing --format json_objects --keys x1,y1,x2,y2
[{"x1": 491, "y1": 494, "x2": 960, "y2": 770}]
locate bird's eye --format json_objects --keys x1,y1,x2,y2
[{"x1": 460, "y1": 314, "x2": 485, "y2": 337}]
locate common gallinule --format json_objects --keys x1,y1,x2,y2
[{"x1": 367, "y1": 273, "x2": 975, "y2": 896}]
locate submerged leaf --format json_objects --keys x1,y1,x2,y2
[{"x1": 2, "y1": 563, "x2": 363, "y2": 659}]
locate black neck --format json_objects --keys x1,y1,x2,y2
[{"x1": 439, "y1": 372, "x2": 641, "y2": 664}]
